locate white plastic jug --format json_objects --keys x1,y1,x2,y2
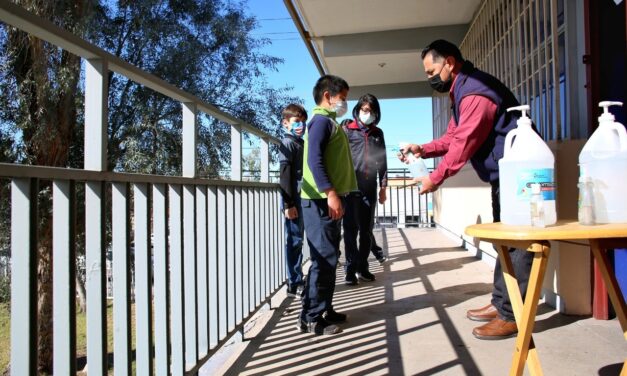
[
  {"x1": 498, "y1": 105, "x2": 557, "y2": 225},
  {"x1": 579, "y1": 101, "x2": 627, "y2": 223}
]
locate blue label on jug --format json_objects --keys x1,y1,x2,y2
[{"x1": 516, "y1": 168, "x2": 556, "y2": 200}]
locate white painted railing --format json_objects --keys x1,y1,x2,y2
[{"x1": 0, "y1": 2, "x2": 285, "y2": 375}]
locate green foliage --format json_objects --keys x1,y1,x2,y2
[{"x1": 88, "y1": 0, "x2": 300, "y2": 176}]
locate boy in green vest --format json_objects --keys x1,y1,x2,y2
[{"x1": 297, "y1": 75, "x2": 357, "y2": 335}]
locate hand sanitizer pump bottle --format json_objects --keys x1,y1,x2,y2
[
  {"x1": 579, "y1": 101, "x2": 627, "y2": 223},
  {"x1": 498, "y1": 105, "x2": 557, "y2": 225}
]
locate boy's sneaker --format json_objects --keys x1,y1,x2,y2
[
  {"x1": 357, "y1": 270, "x2": 376, "y2": 282},
  {"x1": 376, "y1": 255, "x2": 388, "y2": 264},
  {"x1": 344, "y1": 273, "x2": 358, "y2": 286},
  {"x1": 296, "y1": 318, "x2": 342, "y2": 335},
  {"x1": 324, "y1": 309, "x2": 347, "y2": 324},
  {"x1": 286, "y1": 284, "x2": 298, "y2": 298}
]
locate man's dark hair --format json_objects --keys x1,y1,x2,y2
[
  {"x1": 281, "y1": 103, "x2": 307, "y2": 121},
  {"x1": 421, "y1": 39, "x2": 464, "y2": 62},
  {"x1": 313, "y1": 74, "x2": 349, "y2": 104},
  {"x1": 352, "y1": 93, "x2": 381, "y2": 125}
]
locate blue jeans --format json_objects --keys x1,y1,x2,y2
[
  {"x1": 343, "y1": 191, "x2": 377, "y2": 274},
  {"x1": 300, "y1": 197, "x2": 343, "y2": 323},
  {"x1": 490, "y1": 182, "x2": 533, "y2": 321},
  {"x1": 283, "y1": 197, "x2": 304, "y2": 287}
]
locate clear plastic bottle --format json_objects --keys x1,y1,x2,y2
[
  {"x1": 399, "y1": 142, "x2": 429, "y2": 178},
  {"x1": 577, "y1": 176, "x2": 595, "y2": 225},
  {"x1": 529, "y1": 183, "x2": 546, "y2": 228}
]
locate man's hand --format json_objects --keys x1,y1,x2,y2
[
  {"x1": 326, "y1": 189, "x2": 343, "y2": 220},
  {"x1": 284, "y1": 207, "x2": 298, "y2": 220},
  {"x1": 378, "y1": 187, "x2": 387, "y2": 204},
  {"x1": 398, "y1": 143, "x2": 425, "y2": 163},
  {"x1": 415, "y1": 175, "x2": 438, "y2": 194}
]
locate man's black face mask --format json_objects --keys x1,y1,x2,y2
[{"x1": 428, "y1": 66, "x2": 453, "y2": 93}]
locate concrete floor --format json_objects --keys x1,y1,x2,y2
[{"x1": 204, "y1": 227, "x2": 626, "y2": 376}]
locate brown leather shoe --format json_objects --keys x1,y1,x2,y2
[
  {"x1": 472, "y1": 317, "x2": 518, "y2": 340},
  {"x1": 466, "y1": 303, "x2": 498, "y2": 322}
]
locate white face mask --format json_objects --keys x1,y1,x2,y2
[
  {"x1": 359, "y1": 111, "x2": 375, "y2": 125},
  {"x1": 333, "y1": 100, "x2": 348, "y2": 117}
]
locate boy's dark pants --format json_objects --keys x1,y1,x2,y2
[
  {"x1": 300, "y1": 197, "x2": 343, "y2": 323},
  {"x1": 343, "y1": 191, "x2": 376, "y2": 275},
  {"x1": 283, "y1": 196, "x2": 304, "y2": 287},
  {"x1": 490, "y1": 182, "x2": 534, "y2": 321}
]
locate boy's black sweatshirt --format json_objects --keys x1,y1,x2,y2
[{"x1": 279, "y1": 133, "x2": 304, "y2": 209}]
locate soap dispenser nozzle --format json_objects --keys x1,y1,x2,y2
[
  {"x1": 507, "y1": 105, "x2": 530, "y2": 118},
  {"x1": 598, "y1": 101, "x2": 623, "y2": 122}
]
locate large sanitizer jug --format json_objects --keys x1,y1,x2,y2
[
  {"x1": 579, "y1": 101, "x2": 627, "y2": 223},
  {"x1": 499, "y1": 105, "x2": 557, "y2": 225}
]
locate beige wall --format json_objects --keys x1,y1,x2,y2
[{"x1": 434, "y1": 139, "x2": 591, "y2": 314}]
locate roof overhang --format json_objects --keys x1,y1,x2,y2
[{"x1": 284, "y1": 0, "x2": 482, "y2": 99}]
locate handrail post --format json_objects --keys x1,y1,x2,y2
[
  {"x1": 260, "y1": 137, "x2": 269, "y2": 183},
  {"x1": 182, "y1": 102, "x2": 197, "y2": 178},
  {"x1": 231, "y1": 124, "x2": 242, "y2": 181},
  {"x1": 85, "y1": 58, "x2": 108, "y2": 171},
  {"x1": 84, "y1": 58, "x2": 108, "y2": 374}
]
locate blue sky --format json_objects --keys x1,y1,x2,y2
[{"x1": 244, "y1": 0, "x2": 435, "y2": 170}]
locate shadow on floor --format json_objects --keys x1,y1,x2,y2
[{"x1": 222, "y1": 228, "x2": 494, "y2": 375}]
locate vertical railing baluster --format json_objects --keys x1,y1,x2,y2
[
  {"x1": 234, "y1": 187, "x2": 243, "y2": 326},
  {"x1": 261, "y1": 188, "x2": 268, "y2": 299},
  {"x1": 196, "y1": 186, "x2": 209, "y2": 357},
  {"x1": 112, "y1": 182, "x2": 131, "y2": 376},
  {"x1": 11, "y1": 178, "x2": 38, "y2": 375},
  {"x1": 226, "y1": 186, "x2": 235, "y2": 331},
  {"x1": 217, "y1": 186, "x2": 228, "y2": 340},
  {"x1": 207, "y1": 186, "x2": 219, "y2": 349},
  {"x1": 169, "y1": 184, "x2": 185, "y2": 375},
  {"x1": 153, "y1": 183, "x2": 170, "y2": 376},
  {"x1": 134, "y1": 183, "x2": 153, "y2": 375},
  {"x1": 242, "y1": 188, "x2": 250, "y2": 315},
  {"x1": 255, "y1": 188, "x2": 261, "y2": 306},
  {"x1": 85, "y1": 180, "x2": 107, "y2": 373},
  {"x1": 183, "y1": 184, "x2": 198, "y2": 367},
  {"x1": 53, "y1": 179, "x2": 76, "y2": 376}
]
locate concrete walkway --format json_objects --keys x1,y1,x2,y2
[{"x1": 207, "y1": 227, "x2": 626, "y2": 375}]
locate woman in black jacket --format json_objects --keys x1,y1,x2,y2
[{"x1": 342, "y1": 94, "x2": 388, "y2": 285}]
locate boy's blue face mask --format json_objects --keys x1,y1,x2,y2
[{"x1": 287, "y1": 121, "x2": 305, "y2": 137}]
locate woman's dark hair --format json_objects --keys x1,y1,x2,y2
[
  {"x1": 421, "y1": 39, "x2": 464, "y2": 63},
  {"x1": 313, "y1": 75, "x2": 349, "y2": 104},
  {"x1": 352, "y1": 93, "x2": 381, "y2": 126}
]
